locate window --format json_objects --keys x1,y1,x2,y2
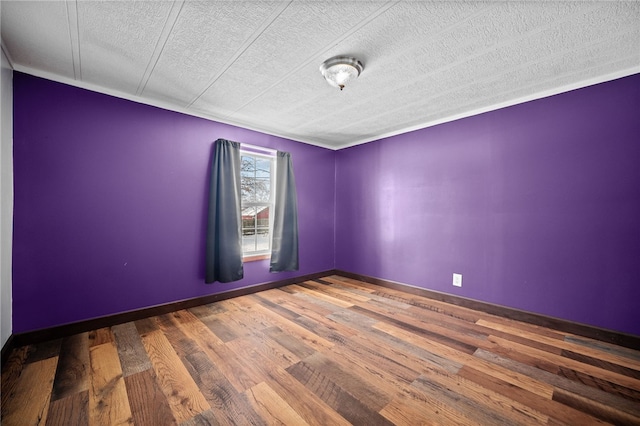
[{"x1": 240, "y1": 150, "x2": 275, "y2": 258}]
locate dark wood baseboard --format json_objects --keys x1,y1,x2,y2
[
  {"x1": 4, "y1": 268, "x2": 638, "y2": 367},
  {"x1": 1, "y1": 333, "x2": 15, "y2": 367},
  {"x1": 3, "y1": 270, "x2": 337, "y2": 361},
  {"x1": 335, "y1": 270, "x2": 640, "y2": 351}
]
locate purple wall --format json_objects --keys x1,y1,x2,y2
[
  {"x1": 335, "y1": 74, "x2": 640, "y2": 336},
  {"x1": 13, "y1": 72, "x2": 640, "y2": 336},
  {"x1": 12, "y1": 73, "x2": 336, "y2": 333}
]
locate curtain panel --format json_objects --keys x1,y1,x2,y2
[
  {"x1": 205, "y1": 139, "x2": 244, "y2": 283},
  {"x1": 270, "y1": 151, "x2": 299, "y2": 272}
]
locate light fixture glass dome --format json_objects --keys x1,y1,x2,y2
[{"x1": 320, "y1": 56, "x2": 364, "y2": 91}]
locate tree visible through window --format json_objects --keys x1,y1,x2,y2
[{"x1": 241, "y1": 151, "x2": 274, "y2": 257}]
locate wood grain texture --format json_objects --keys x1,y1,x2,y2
[
  {"x1": 45, "y1": 391, "x2": 89, "y2": 426},
  {"x1": 124, "y1": 369, "x2": 176, "y2": 425},
  {"x1": 50, "y1": 333, "x2": 90, "y2": 402},
  {"x1": 2, "y1": 275, "x2": 639, "y2": 425},
  {"x1": 88, "y1": 342, "x2": 133, "y2": 425},
  {"x1": 111, "y1": 322, "x2": 152, "y2": 377},
  {"x1": 1, "y1": 356, "x2": 58, "y2": 426},
  {"x1": 139, "y1": 328, "x2": 210, "y2": 423},
  {"x1": 244, "y1": 381, "x2": 310, "y2": 425}
]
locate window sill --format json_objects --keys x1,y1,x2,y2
[{"x1": 243, "y1": 254, "x2": 270, "y2": 262}]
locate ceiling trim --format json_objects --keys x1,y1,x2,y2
[
  {"x1": 12, "y1": 63, "x2": 639, "y2": 151},
  {"x1": 336, "y1": 66, "x2": 640, "y2": 150},
  {"x1": 0, "y1": 40, "x2": 14, "y2": 70},
  {"x1": 11, "y1": 63, "x2": 339, "y2": 150}
]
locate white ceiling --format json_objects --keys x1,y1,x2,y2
[{"x1": 1, "y1": 1, "x2": 639, "y2": 150}]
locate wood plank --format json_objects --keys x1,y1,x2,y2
[
  {"x1": 474, "y1": 348, "x2": 640, "y2": 419},
  {"x1": 405, "y1": 305, "x2": 564, "y2": 356},
  {"x1": 133, "y1": 317, "x2": 158, "y2": 336},
  {"x1": 349, "y1": 304, "x2": 479, "y2": 355},
  {"x1": 478, "y1": 337, "x2": 562, "y2": 375},
  {"x1": 565, "y1": 335, "x2": 640, "y2": 362},
  {"x1": 553, "y1": 387, "x2": 640, "y2": 425},
  {"x1": 557, "y1": 365, "x2": 640, "y2": 403},
  {"x1": 45, "y1": 391, "x2": 89, "y2": 426},
  {"x1": 288, "y1": 283, "x2": 354, "y2": 308},
  {"x1": 244, "y1": 381, "x2": 310, "y2": 425},
  {"x1": 187, "y1": 302, "x2": 227, "y2": 319},
  {"x1": 318, "y1": 275, "x2": 376, "y2": 293},
  {"x1": 155, "y1": 313, "x2": 202, "y2": 360},
  {"x1": 169, "y1": 309, "x2": 225, "y2": 347},
  {"x1": 88, "y1": 342, "x2": 133, "y2": 425},
  {"x1": 25, "y1": 339, "x2": 62, "y2": 364},
  {"x1": 479, "y1": 319, "x2": 640, "y2": 370},
  {"x1": 487, "y1": 335, "x2": 640, "y2": 391},
  {"x1": 246, "y1": 292, "x2": 302, "y2": 322},
  {"x1": 457, "y1": 365, "x2": 609, "y2": 425},
  {"x1": 1, "y1": 356, "x2": 58, "y2": 426},
  {"x1": 412, "y1": 364, "x2": 548, "y2": 425},
  {"x1": 301, "y1": 280, "x2": 371, "y2": 304},
  {"x1": 327, "y1": 309, "x2": 463, "y2": 375},
  {"x1": 263, "y1": 366, "x2": 351, "y2": 426},
  {"x1": 411, "y1": 375, "x2": 524, "y2": 425},
  {"x1": 237, "y1": 299, "x2": 335, "y2": 353},
  {"x1": 112, "y1": 322, "x2": 152, "y2": 377},
  {"x1": 124, "y1": 369, "x2": 177, "y2": 426},
  {"x1": 139, "y1": 328, "x2": 210, "y2": 423},
  {"x1": 319, "y1": 331, "x2": 422, "y2": 394},
  {"x1": 1, "y1": 345, "x2": 30, "y2": 409},
  {"x1": 262, "y1": 326, "x2": 316, "y2": 360},
  {"x1": 286, "y1": 360, "x2": 395, "y2": 426},
  {"x1": 223, "y1": 334, "x2": 287, "y2": 389},
  {"x1": 229, "y1": 329, "x2": 300, "y2": 370},
  {"x1": 179, "y1": 409, "x2": 228, "y2": 426},
  {"x1": 261, "y1": 292, "x2": 352, "y2": 336},
  {"x1": 196, "y1": 314, "x2": 240, "y2": 343},
  {"x1": 261, "y1": 287, "x2": 337, "y2": 318},
  {"x1": 170, "y1": 310, "x2": 261, "y2": 393},
  {"x1": 319, "y1": 310, "x2": 462, "y2": 378},
  {"x1": 88, "y1": 327, "x2": 114, "y2": 348},
  {"x1": 298, "y1": 351, "x2": 392, "y2": 411},
  {"x1": 50, "y1": 333, "x2": 90, "y2": 401},
  {"x1": 560, "y1": 348, "x2": 640, "y2": 379},
  {"x1": 181, "y1": 350, "x2": 264, "y2": 425},
  {"x1": 374, "y1": 321, "x2": 555, "y2": 398},
  {"x1": 380, "y1": 384, "x2": 483, "y2": 426}
]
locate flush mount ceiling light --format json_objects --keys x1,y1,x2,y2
[{"x1": 320, "y1": 56, "x2": 364, "y2": 91}]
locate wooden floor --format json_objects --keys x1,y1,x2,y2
[{"x1": 2, "y1": 276, "x2": 640, "y2": 425}]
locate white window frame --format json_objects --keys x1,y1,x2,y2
[{"x1": 240, "y1": 149, "x2": 276, "y2": 260}]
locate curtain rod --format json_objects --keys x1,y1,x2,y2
[{"x1": 240, "y1": 143, "x2": 277, "y2": 155}]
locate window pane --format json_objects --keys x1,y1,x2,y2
[
  {"x1": 241, "y1": 156, "x2": 256, "y2": 201},
  {"x1": 256, "y1": 228, "x2": 270, "y2": 252},
  {"x1": 254, "y1": 178, "x2": 270, "y2": 202},
  {"x1": 242, "y1": 206, "x2": 257, "y2": 235},
  {"x1": 243, "y1": 234, "x2": 256, "y2": 253},
  {"x1": 256, "y1": 206, "x2": 269, "y2": 227},
  {"x1": 256, "y1": 158, "x2": 271, "y2": 178}
]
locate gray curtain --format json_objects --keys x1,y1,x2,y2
[
  {"x1": 270, "y1": 151, "x2": 299, "y2": 272},
  {"x1": 205, "y1": 139, "x2": 244, "y2": 283}
]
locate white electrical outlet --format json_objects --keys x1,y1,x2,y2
[{"x1": 453, "y1": 273, "x2": 462, "y2": 287}]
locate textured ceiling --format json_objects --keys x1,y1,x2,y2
[{"x1": 2, "y1": 1, "x2": 639, "y2": 149}]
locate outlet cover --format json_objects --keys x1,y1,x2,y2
[{"x1": 453, "y1": 273, "x2": 462, "y2": 287}]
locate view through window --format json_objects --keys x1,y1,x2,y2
[{"x1": 241, "y1": 151, "x2": 274, "y2": 256}]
